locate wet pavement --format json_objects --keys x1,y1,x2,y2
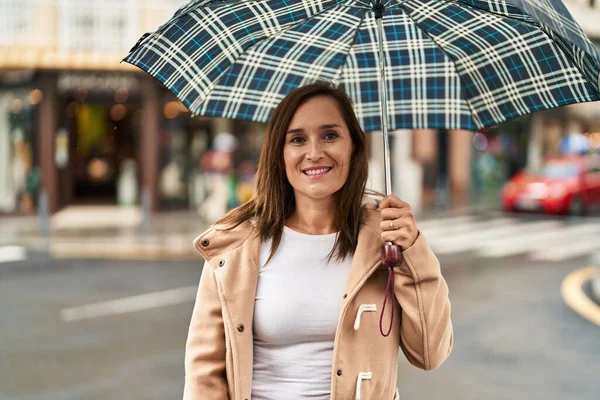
[
  {"x1": 1, "y1": 212, "x2": 599, "y2": 400},
  {"x1": 398, "y1": 252, "x2": 600, "y2": 400},
  {"x1": 0, "y1": 207, "x2": 207, "y2": 260}
]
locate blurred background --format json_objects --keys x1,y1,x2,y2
[{"x1": 1, "y1": 0, "x2": 599, "y2": 399}]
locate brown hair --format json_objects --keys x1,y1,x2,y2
[{"x1": 215, "y1": 82, "x2": 370, "y2": 263}]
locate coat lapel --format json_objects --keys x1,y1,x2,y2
[
  {"x1": 211, "y1": 223, "x2": 260, "y2": 399},
  {"x1": 342, "y1": 216, "x2": 382, "y2": 299}
]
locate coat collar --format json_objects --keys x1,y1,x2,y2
[{"x1": 193, "y1": 204, "x2": 383, "y2": 295}]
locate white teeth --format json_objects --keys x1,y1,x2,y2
[{"x1": 304, "y1": 168, "x2": 331, "y2": 176}]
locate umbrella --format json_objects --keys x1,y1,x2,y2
[
  {"x1": 124, "y1": 0, "x2": 600, "y2": 196},
  {"x1": 123, "y1": 0, "x2": 600, "y2": 335}
]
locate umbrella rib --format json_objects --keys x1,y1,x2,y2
[
  {"x1": 332, "y1": 8, "x2": 370, "y2": 88},
  {"x1": 392, "y1": 2, "x2": 482, "y2": 128},
  {"x1": 535, "y1": 29, "x2": 600, "y2": 99},
  {"x1": 403, "y1": 0, "x2": 600, "y2": 106},
  {"x1": 438, "y1": 0, "x2": 599, "y2": 63},
  {"x1": 188, "y1": 0, "x2": 352, "y2": 112},
  {"x1": 436, "y1": 0, "x2": 539, "y2": 27},
  {"x1": 355, "y1": 0, "x2": 373, "y2": 8}
]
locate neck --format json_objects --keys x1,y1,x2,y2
[{"x1": 285, "y1": 193, "x2": 337, "y2": 235}]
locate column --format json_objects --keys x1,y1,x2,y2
[
  {"x1": 366, "y1": 130, "x2": 386, "y2": 194},
  {"x1": 448, "y1": 129, "x2": 473, "y2": 209},
  {"x1": 140, "y1": 79, "x2": 160, "y2": 213},
  {"x1": 412, "y1": 129, "x2": 438, "y2": 212},
  {"x1": 212, "y1": 118, "x2": 233, "y2": 135},
  {"x1": 527, "y1": 113, "x2": 543, "y2": 171},
  {"x1": 391, "y1": 130, "x2": 423, "y2": 215},
  {"x1": 37, "y1": 73, "x2": 59, "y2": 214}
]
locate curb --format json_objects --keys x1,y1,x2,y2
[
  {"x1": 560, "y1": 266, "x2": 600, "y2": 327},
  {"x1": 49, "y1": 241, "x2": 199, "y2": 261},
  {"x1": 2, "y1": 238, "x2": 199, "y2": 261},
  {"x1": 592, "y1": 275, "x2": 600, "y2": 304}
]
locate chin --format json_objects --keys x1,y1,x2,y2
[{"x1": 304, "y1": 186, "x2": 344, "y2": 200}]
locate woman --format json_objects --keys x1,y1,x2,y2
[{"x1": 185, "y1": 83, "x2": 453, "y2": 400}]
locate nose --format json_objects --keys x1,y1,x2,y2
[{"x1": 307, "y1": 138, "x2": 324, "y2": 161}]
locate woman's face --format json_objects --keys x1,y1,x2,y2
[{"x1": 283, "y1": 96, "x2": 354, "y2": 203}]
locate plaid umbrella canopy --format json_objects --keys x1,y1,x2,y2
[{"x1": 124, "y1": 0, "x2": 600, "y2": 133}]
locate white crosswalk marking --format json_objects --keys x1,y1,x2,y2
[
  {"x1": 418, "y1": 215, "x2": 475, "y2": 230},
  {"x1": 431, "y1": 220, "x2": 562, "y2": 255},
  {"x1": 421, "y1": 218, "x2": 517, "y2": 241},
  {"x1": 0, "y1": 246, "x2": 27, "y2": 263},
  {"x1": 531, "y1": 237, "x2": 600, "y2": 262},
  {"x1": 479, "y1": 224, "x2": 600, "y2": 258},
  {"x1": 419, "y1": 214, "x2": 599, "y2": 262}
]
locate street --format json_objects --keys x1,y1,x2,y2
[{"x1": 1, "y1": 213, "x2": 599, "y2": 400}]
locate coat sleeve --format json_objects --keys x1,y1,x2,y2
[
  {"x1": 183, "y1": 261, "x2": 229, "y2": 399},
  {"x1": 393, "y1": 231, "x2": 453, "y2": 370}
]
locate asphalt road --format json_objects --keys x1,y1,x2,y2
[{"x1": 1, "y1": 213, "x2": 599, "y2": 400}]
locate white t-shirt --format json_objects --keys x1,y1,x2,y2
[{"x1": 251, "y1": 226, "x2": 353, "y2": 400}]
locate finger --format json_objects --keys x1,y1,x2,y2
[
  {"x1": 380, "y1": 218, "x2": 396, "y2": 232},
  {"x1": 380, "y1": 217, "x2": 417, "y2": 234},
  {"x1": 381, "y1": 230, "x2": 413, "y2": 249},
  {"x1": 378, "y1": 194, "x2": 409, "y2": 210},
  {"x1": 380, "y1": 208, "x2": 414, "y2": 222}
]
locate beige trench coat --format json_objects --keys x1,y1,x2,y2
[{"x1": 184, "y1": 205, "x2": 453, "y2": 400}]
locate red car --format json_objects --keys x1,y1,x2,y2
[{"x1": 501, "y1": 155, "x2": 600, "y2": 215}]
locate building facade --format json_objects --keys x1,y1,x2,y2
[
  {"x1": 0, "y1": 0, "x2": 264, "y2": 216},
  {"x1": 2, "y1": 0, "x2": 598, "y2": 218}
]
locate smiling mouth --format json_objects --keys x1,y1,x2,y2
[{"x1": 303, "y1": 167, "x2": 332, "y2": 178}]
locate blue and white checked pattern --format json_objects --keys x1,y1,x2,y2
[{"x1": 124, "y1": 0, "x2": 600, "y2": 131}]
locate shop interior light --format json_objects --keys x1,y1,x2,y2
[
  {"x1": 163, "y1": 101, "x2": 182, "y2": 119},
  {"x1": 10, "y1": 99, "x2": 23, "y2": 114},
  {"x1": 114, "y1": 88, "x2": 129, "y2": 104},
  {"x1": 472, "y1": 132, "x2": 488, "y2": 152},
  {"x1": 110, "y1": 104, "x2": 127, "y2": 121},
  {"x1": 28, "y1": 89, "x2": 43, "y2": 105},
  {"x1": 2, "y1": 91, "x2": 14, "y2": 105},
  {"x1": 87, "y1": 158, "x2": 112, "y2": 181}
]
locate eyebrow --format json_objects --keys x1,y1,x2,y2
[{"x1": 286, "y1": 124, "x2": 342, "y2": 135}]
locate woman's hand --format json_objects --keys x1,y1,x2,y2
[{"x1": 378, "y1": 194, "x2": 418, "y2": 250}]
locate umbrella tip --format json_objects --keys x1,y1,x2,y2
[{"x1": 372, "y1": 0, "x2": 385, "y2": 19}]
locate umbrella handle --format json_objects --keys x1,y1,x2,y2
[
  {"x1": 381, "y1": 242, "x2": 402, "y2": 267},
  {"x1": 379, "y1": 242, "x2": 402, "y2": 337}
]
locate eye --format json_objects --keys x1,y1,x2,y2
[
  {"x1": 290, "y1": 136, "x2": 305, "y2": 144},
  {"x1": 324, "y1": 132, "x2": 339, "y2": 141}
]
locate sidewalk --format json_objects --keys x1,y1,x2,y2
[
  {"x1": 0, "y1": 193, "x2": 499, "y2": 261},
  {"x1": 0, "y1": 206, "x2": 208, "y2": 260}
]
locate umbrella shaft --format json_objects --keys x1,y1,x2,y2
[{"x1": 376, "y1": 16, "x2": 392, "y2": 196}]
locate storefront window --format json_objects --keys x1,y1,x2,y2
[
  {"x1": 194, "y1": 120, "x2": 262, "y2": 222},
  {"x1": 158, "y1": 98, "x2": 212, "y2": 211},
  {"x1": 55, "y1": 72, "x2": 143, "y2": 208},
  {"x1": 0, "y1": 88, "x2": 40, "y2": 214},
  {"x1": 157, "y1": 97, "x2": 265, "y2": 219}
]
